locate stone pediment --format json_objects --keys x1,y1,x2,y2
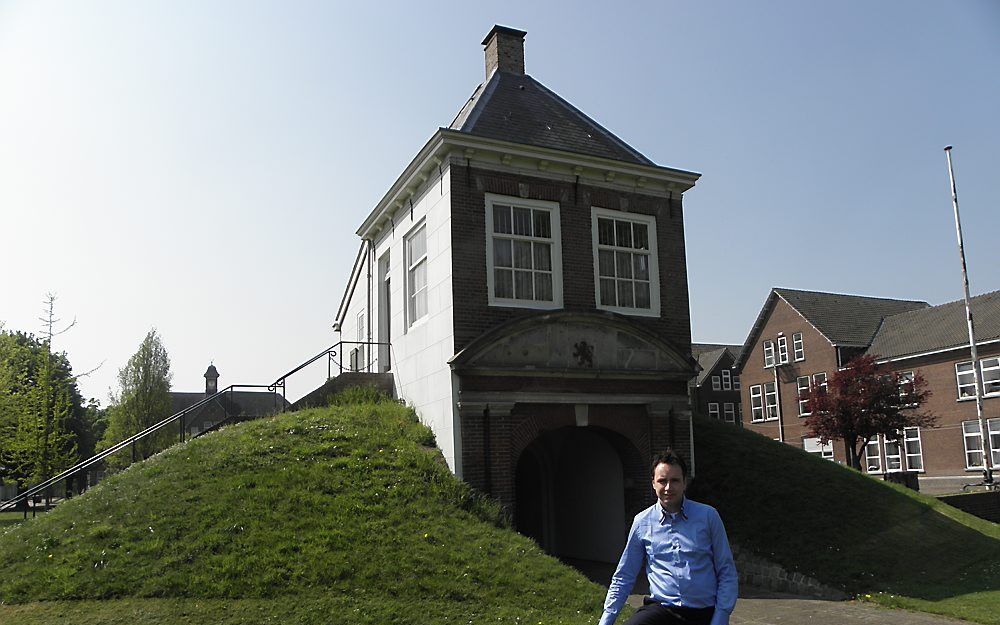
[{"x1": 450, "y1": 311, "x2": 694, "y2": 379}]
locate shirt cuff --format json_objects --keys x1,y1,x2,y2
[
  {"x1": 597, "y1": 610, "x2": 618, "y2": 625},
  {"x1": 709, "y1": 607, "x2": 731, "y2": 625}
]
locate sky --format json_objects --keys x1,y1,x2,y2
[{"x1": 1, "y1": 1, "x2": 998, "y2": 404}]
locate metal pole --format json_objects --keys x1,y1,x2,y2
[{"x1": 944, "y1": 146, "x2": 992, "y2": 483}]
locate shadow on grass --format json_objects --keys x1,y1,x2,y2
[{"x1": 689, "y1": 417, "x2": 1000, "y2": 603}]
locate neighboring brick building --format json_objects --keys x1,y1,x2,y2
[
  {"x1": 333, "y1": 26, "x2": 701, "y2": 564},
  {"x1": 690, "y1": 343, "x2": 742, "y2": 425},
  {"x1": 735, "y1": 287, "x2": 1000, "y2": 494}
]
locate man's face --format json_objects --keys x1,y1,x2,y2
[{"x1": 652, "y1": 462, "x2": 686, "y2": 512}]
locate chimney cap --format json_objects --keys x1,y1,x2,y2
[
  {"x1": 204, "y1": 364, "x2": 219, "y2": 379},
  {"x1": 481, "y1": 24, "x2": 527, "y2": 46}
]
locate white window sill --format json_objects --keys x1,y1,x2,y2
[{"x1": 487, "y1": 299, "x2": 562, "y2": 310}]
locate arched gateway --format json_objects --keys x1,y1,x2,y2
[{"x1": 451, "y1": 311, "x2": 696, "y2": 564}]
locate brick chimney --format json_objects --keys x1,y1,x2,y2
[{"x1": 482, "y1": 25, "x2": 526, "y2": 79}]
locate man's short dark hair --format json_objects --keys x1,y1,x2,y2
[{"x1": 651, "y1": 450, "x2": 688, "y2": 479}]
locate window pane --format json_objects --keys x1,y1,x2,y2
[
  {"x1": 633, "y1": 223, "x2": 648, "y2": 250},
  {"x1": 408, "y1": 227, "x2": 426, "y2": 260},
  {"x1": 412, "y1": 262, "x2": 426, "y2": 291},
  {"x1": 495, "y1": 269, "x2": 513, "y2": 298},
  {"x1": 598, "y1": 250, "x2": 615, "y2": 277},
  {"x1": 493, "y1": 205, "x2": 512, "y2": 234},
  {"x1": 514, "y1": 270, "x2": 532, "y2": 300},
  {"x1": 512, "y1": 207, "x2": 532, "y2": 236},
  {"x1": 533, "y1": 242, "x2": 551, "y2": 271},
  {"x1": 513, "y1": 240, "x2": 532, "y2": 269},
  {"x1": 493, "y1": 239, "x2": 512, "y2": 267},
  {"x1": 532, "y1": 210, "x2": 551, "y2": 238},
  {"x1": 617, "y1": 280, "x2": 634, "y2": 308},
  {"x1": 616, "y1": 251, "x2": 633, "y2": 279},
  {"x1": 634, "y1": 282, "x2": 650, "y2": 308},
  {"x1": 600, "y1": 278, "x2": 616, "y2": 306},
  {"x1": 535, "y1": 273, "x2": 552, "y2": 301},
  {"x1": 414, "y1": 291, "x2": 427, "y2": 319},
  {"x1": 633, "y1": 254, "x2": 649, "y2": 280},
  {"x1": 615, "y1": 220, "x2": 633, "y2": 248},
  {"x1": 598, "y1": 218, "x2": 615, "y2": 246}
]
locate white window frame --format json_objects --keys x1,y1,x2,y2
[
  {"x1": 405, "y1": 222, "x2": 428, "y2": 328},
  {"x1": 722, "y1": 369, "x2": 732, "y2": 391},
  {"x1": 723, "y1": 402, "x2": 736, "y2": 423},
  {"x1": 764, "y1": 381, "x2": 778, "y2": 420},
  {"x1": 802, "y1": 437, "x2": 833, "y2": 460},
  {"x1": 963, "y1": 418, "x2": 1000, "y2": 470},
  {"x1": 797, "y1": 376, "x2": 811, "y2": 416},
  {"x1": 884, "y1": 434, "x2": 903, "y2": 472},
  {"x1": 733, "y1": 374, "x2": 741, "y2": 390},
  {"x1": 750, "y1": 385, "x2": 764, "y2": 422},
  {"x1": 865, "y1": 438, "x2": 883, "y2": 473},
  {"x1": 711, "y1": 375, "x2": 721, "y2": 391},
  {"x1": 897, "y1": 371, "x2": 916, "y2": 407},
  {"x1": 903, "y1": 427, "x2": 924, "y2": 471},
  {"x1": 777, "y1": 336, "x2": 789, "y2": 364},
  {"x1": 485, "y1": 194, "x2": 563, "y2": 309},
  {"x1": 813, "y1": 372, "x2": 828, "y2": 395},
  {"x1": 591, "y1": 207, "x2": 660, "y2": 317},
  {"x1": 982, "y1": 357, "x2": 1000, "y2": 397},
  {"x1": 956, "y1": 361, "x2": 977, "y2": 400},
  {"x1": 708, "y1": 403, "x2": 720, "y2": 420},
  {"x1": 793, "y1": 332, "x2": 805, "y2": 361},
  {"x1": 763, "y1": 341, "x2": 775, "y2": 368}
]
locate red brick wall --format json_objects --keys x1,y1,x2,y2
[
  {"x1": 691, "y1": 352, "x2": 742, "y2": 423},
  {"x1": 739, "y1": 297, "x2": 845, "y2": 460}
]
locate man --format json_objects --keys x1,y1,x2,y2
[{"x1": 598, "y1": 450, "x2": 737, "y2": 625}]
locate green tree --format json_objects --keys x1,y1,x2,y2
[{"x1": 100, "y1": 329, "x2": 173, "y2": 470}]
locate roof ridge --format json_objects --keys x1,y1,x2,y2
[{"x1": 774, "y1": 286, "x2": 927, "y2": 305}]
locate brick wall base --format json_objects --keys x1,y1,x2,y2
[{"x1": 731, "y1": 542, "x2": 848, "y2": 600}]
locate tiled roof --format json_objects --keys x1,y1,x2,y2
[
  {"x1": 691, "y1": 343, "x2": 742, "y2": 386},
  {"x1": 867, "y1": 290, "x2": 1000, "y2": 360},
  {"x1": 775, "y1": 288, "x2": 929, "y2": 347},
  {"x1": 449, "y1": 71, "x2": 654, "y2": 165}
]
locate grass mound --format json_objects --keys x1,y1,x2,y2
[
  {"x1": 0, "y1": 401, "x2": 604, "y2": 624},
  {"x1": 691, "y1": 416, "x2": 1000, "y2": 624}
]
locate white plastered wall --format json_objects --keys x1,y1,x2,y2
[{"x1": 339, "y1": 166, "x2": 460, "y2": 472}]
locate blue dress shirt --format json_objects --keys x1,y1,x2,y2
[{"x1": 598, "y1": 497, "x2": 738, "y2": 625}]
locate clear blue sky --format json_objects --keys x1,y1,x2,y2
[{"x1": 2, "y1": 1, "x2": 998, "y2": 403}]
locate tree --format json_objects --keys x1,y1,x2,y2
[
  {"x1": 803, "y1": 354, "x2": 936, "y2": 470},
  {"x1": 100, "y1": 329, "x2": 173, "y2": 470}
]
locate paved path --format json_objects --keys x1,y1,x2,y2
[{"x1": 623, "y1": 590, "x2": 969, "y2": 625}]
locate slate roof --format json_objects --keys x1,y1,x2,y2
[
  {"x1": 775, "y1": 288, "x2": 929, "y2": 347},
  {"x1": 449, "y1": 70, "x2": 654, "y2": 166},
  {"x1": 867, "y1": 290, "x2": 1000, "y2": 360},
  {"x1": 691, "y1": 343, "x2": 742, "y2": 387},
  {"x1": 170, "y1": 391, "x2": 288, "y2": 422}
]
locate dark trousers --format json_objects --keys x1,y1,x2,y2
[{"x1": 622, "y1": 598, "x2": 715, "y2": 625}]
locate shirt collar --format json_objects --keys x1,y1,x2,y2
[{"x1": 659, "y1": 497, "x2": 688, "y2": 523}]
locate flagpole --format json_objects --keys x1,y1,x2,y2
[{"x1": 944, "y1": 146, "x2": 993, "y2": 485}]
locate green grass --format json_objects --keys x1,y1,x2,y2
[
  {"x1": 0, "y1": 401, "x2": 605, "y2": 624},
  {"x1": 691, "y1": 416, "x2": 1000, "y2": 624},
  {"x1": 0, "y1": 511, "x2": 25, "y2": 529}
]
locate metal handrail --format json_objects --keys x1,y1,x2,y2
[{"x1": 0, "y1": 340, "x2": 391, "y2": 514}]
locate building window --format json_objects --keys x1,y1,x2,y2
[
  {"x1": 763, "y1": 341, "x2": 775, "y2": 368},
  {"x1": 722, "y1": 369, "x2": 732, "y2": 391},
  {"x1": 903, "y1": 427, "x2": 924, "y2": 471},
  {"x1": 884, "y1": 435, "x2": 903, "y2": 472},
  {"x1": 797, "y1": 376, "x2": 811, "y2": 416},
  {"x1": 963, "y1": 419, "x2": 1000, "y2": 469},
  {"x1": 592, "y1": 207, "x2": 659, "y2": 316},
  {"x1": 793, "y1": 332, "x2": 804, "y2": 361},
  {"x1": 813, "y1": 372, "x2": 828, "y2": 395},
  {"x1": 982, "y1": 358, "x2": 1000, "y2": 396},
  {"x1": 405, "y1": 223, "x2": 428, "y2": 326},
  {"x1": 777, "y1": 336, "x2": 789, "y2": 364},
  {"x1": 486, "y1": 195, "x2": 562, "y2": 309},
  {"x1": 865, "y1": 439, "x2": 882, "y2": 473},
  {"x1": 712, "y1": 376, "x2": 721, "y2": 391},
  {"x1": 898, "y1": 371, "x2": 916, "y2": 406},
  {"x1": 750, "y1": 385, "x2": 764, "y2": 422},
  {"x1": 733, "y1": 374, "x2": 741, "y2": 390},
  {"x1": 956, "y1": 361, "x2": 977, "y2": 399},
  {"x1": 723, "y1": 402, "x2": 736, "y2": 423},
  {"x1": 708, "y1": 403, "x2": 720, "y2": 420},
  {"x1": 764, "y1": 382, "x2": 778, "y2": 420},
  {"x1": 803, "y1": 437, "x2": 833, "y2": 460}
]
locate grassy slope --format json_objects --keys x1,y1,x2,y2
[
  {"x1": 691, "y1": 416, "x2": 1000, "y2": 624},
  {"x1": 0, "y1": 402, "x2": 606, "y2": 624}
]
